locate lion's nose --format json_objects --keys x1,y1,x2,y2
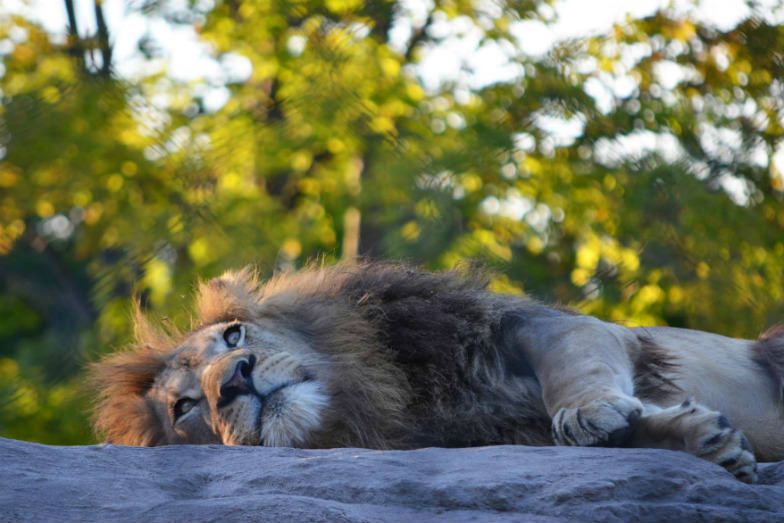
[{"x1": 217, "y1": 355, "x2": 257, "y2": 408}]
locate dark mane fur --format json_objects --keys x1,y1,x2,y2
[
  {"x1": 334, "y1": 263, "x2": 552, "y2": 446},
  {"x1": 633, "y1": 334, "x2": 681, "y2": 402},
  {"x1": 752, "y1": 324, "x2": 784, "y2": 401}
]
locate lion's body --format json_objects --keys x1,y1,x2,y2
[{"x1": 92, "y1": 262, "x2": 784, "y2": 482}]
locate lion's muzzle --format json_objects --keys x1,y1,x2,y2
[{"x1": 217, "y1": 354, "x2": 257, "y2": 409}]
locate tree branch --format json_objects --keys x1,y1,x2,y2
[
  {"x1": 62, "y1": 0, "x2": 85, "y2": 68},
  {"x1": 93, "y1": 0, "x2": 113, "y2": 77},
  {"x1": 404, "y1": 13, "x2": 434, "y2": 62}
]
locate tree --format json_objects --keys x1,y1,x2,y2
[{"x1": 1, "y1": 0, "x2": 783, "y2": 444}]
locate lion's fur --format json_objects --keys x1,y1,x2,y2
[
  {"x1": 92, "y1": 262, "x2": 554, "y2": 447},
  {"x1": 91, "y1": 345, "x2": 169, "y2": 446},
  {"x1": 91, "y1": 261, "x2": 784, "y2": 459},
  {"x1": 752, "y1": 324, "x2": 784, "y2": 402},
  {"x1": 91, "y1": 300, "x2": 177, "y2": 446}
]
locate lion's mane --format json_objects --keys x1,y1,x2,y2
[{"x1": 91, "y1": 262, "x2": 562, "y2": 447}]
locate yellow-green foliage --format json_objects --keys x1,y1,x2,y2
[{"x1": 1, "y1": 1, "x2": 783, "y2": 443}]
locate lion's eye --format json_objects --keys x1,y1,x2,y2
[
  {"x1": 173, "y1": 398, "x2": 197, "y2": 421},
  {"x1": 223, "y1": 324, "x2": 245, "y2": 348}
]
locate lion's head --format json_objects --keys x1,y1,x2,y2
[{"x1": 91, "y1": 265, "x2": 410, "y2": 447}]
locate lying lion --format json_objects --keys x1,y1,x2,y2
[{"x1": 92, "y1": 262, "x2": 784, "y2": 483}]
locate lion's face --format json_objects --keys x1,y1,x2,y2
[
  {"x1": 93, "y1": 265, "x2": 412, "y2": 448},
  {"x1": 148, "y1": 320, "x2": 330, "y2": 446}
]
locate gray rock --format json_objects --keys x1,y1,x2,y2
[{"x1": 1, "y1": 437, "x2": 783, "y2": 522}]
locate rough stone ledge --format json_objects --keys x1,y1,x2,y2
[{"x1": 2, "y1": 437, "x2": 783, "y2": 522}]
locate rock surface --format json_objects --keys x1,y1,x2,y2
[{"x1": 2, "y1": 437, "x2": 784, "y2": 522}]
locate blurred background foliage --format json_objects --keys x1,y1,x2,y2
[{"x1": 1, "y1": 0, "x2": 784, "y2": 444}]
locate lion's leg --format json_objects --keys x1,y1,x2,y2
[
  {"x1": 629, "y1": 399, "x2": 758, "y2": 483},
  {"x1": 515, "y1": 314, "x2": 645, "y2": 447}
]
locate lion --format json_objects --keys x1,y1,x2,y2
[{"x1": 91, "y1": 262, "x2": 784, "y2": 483}]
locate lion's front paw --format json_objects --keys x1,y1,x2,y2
[
  {"x1": 552, "y1": 395, "x2": 643, "y2": 447},
  {"x1": 678, "y1": 400, "x2": 758, "y2": 483}
]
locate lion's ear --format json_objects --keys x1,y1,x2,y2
[{"x1": 196, "y1": 266, "x2": 260, "y2": 325}]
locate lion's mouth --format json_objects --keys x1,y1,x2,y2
[
  {"x1": 215, "y1": 355, "x2": 323, "y2": 446},
  {"x1": 255, "y1": 375, "x2": 316, "y2": 422},
  {"x1": 259, "y1": 379, "x2": 302, "y2": 400},
  {"x1": 218, "y1": 356, "x2": 315, "y2": 410}
]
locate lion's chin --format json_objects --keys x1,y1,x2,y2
[{"x1": 249, "y1": 380, "x2": 328, "y2": 447}]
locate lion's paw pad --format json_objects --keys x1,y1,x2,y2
[{"x1": 552, "y1": 396, "x2": 643, "y2": 447}]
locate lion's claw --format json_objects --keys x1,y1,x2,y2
[
  {"x1": 675, "y1": 401, "x2": 758, "y2": 483},
  {"x1": 552, "y1": 396, "x2": 643, "y2": 447}
]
